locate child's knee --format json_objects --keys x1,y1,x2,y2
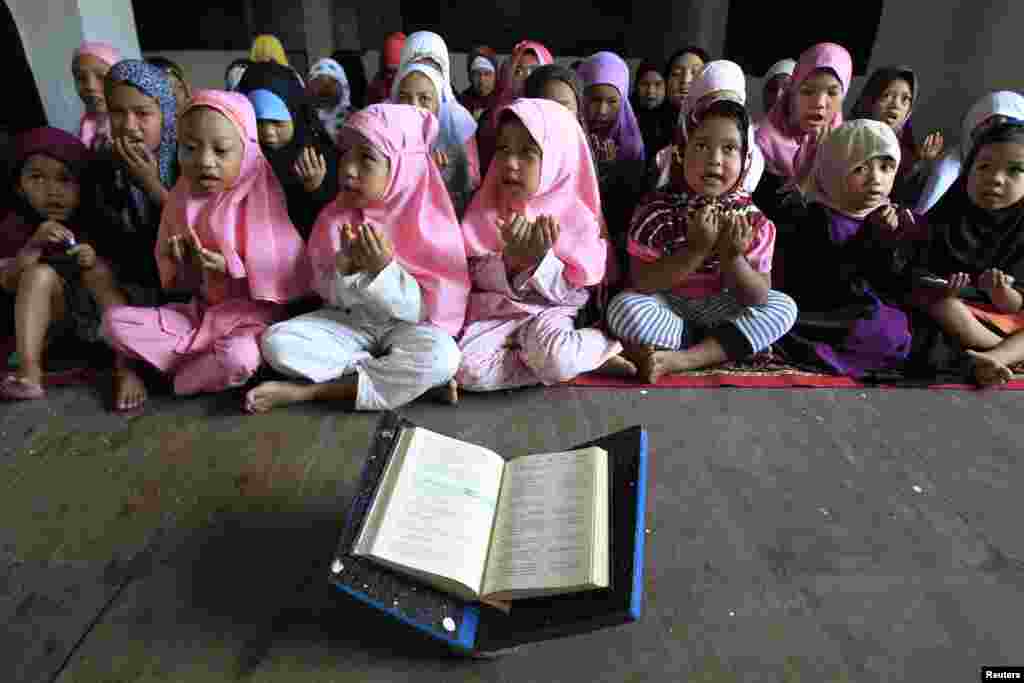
[
  {"x1": 101, "y1": 305, "x2": 139, "y2": 348},
  {"x1": 607, "y1": 292, "x2": 681, "y2": 348},
  {"x1": 18, "y1": 262, "x2": 61, "y2": 292},
  {"x1": 520, "y1": 323, "x2": 583, "y2": 384},
  {"x1": 768, "y1": 290, "x2": 799, "y2": 332},
  {"x1": 258, "y1": 323, "x2": 297, "y2": 370},
  {"x1": 219, "y1": 336, "x2": 263, "y2": 381}
]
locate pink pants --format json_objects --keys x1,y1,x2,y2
[
  {"x1": 103, "y1": 300, "x2": 276, "y2": 396},
  {"x1": 456, "y1": 306, "x2": 622, "y2": 392}
]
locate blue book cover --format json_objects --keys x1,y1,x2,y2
[{"x1": 327, "y1": 412, "x2": 647, "y2": 655}]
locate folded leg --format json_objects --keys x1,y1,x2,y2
[{"x1": 355, "y1": 323, "x2": 461, "y2": 411}]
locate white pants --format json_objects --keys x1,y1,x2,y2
[{"x1": 260, "y1": 308, "x2": 461, "y2": 411}]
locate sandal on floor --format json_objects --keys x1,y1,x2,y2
[{"x1": 0, "y1": 375, "x2": 46, "y2": 401}]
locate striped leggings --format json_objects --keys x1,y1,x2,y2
[{"x1": 606, "y1": 289, "x2": 798, "y2": 358}]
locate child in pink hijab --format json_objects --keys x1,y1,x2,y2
[
  {"x1": 457, "y1": 98, "x2": 634, "y2": 391},
  {"x1": 754, "y1": 43, "x2": 852, "y2": 217},
  {"x1": 246, "y1": 104, "x2": 472, "y2": 413},
  {"x1": 71, "y1": 41, "x2": 122, "y2": 151},
  {"x1": 102, "y1": 90, "x2": 309, "y2": 411}
]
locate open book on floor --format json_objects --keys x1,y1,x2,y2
[{"x1": 327, "y1": 412, "x2": 648, "y2": 655}]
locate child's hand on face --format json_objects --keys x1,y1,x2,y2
[
  {"x1": 349, "y1": 223, "x2": 394, "y2": 277},
  {"x1": 114, "y1": 137, "x2": 161, "y2": 189},
  {"x1": 689, "y1": 203, "x2": 721, "y2": 254},
  {"x1": 295, "y1": 147, "x2": 327, "y2": 192},
  {"x1": 919, "y1": 132, "x2": 944, "y2": 161},
  {"x1": 432, "y1": 149, "x2": 450, "y2": 169},
  {"x1": 946, "y1": 272, "x2": 972, "y2": 297},
  {"x1": 32, "y1": 220, "x2": 74, "y2": 247},
  {"x1": 67, "y1": 243, "x2": 97, "y2": 270},
  {"x1": 717, "y1": 211, "x2": 754, "y2": 260}
]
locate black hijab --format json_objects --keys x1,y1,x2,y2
[
  {"x1": 332, "y1": 50, "x2": 369, "y2": 111},
  {"x1": 921, "y1": 122, "x2": 1024, "y2": 281},
  {"x1": 631, "y1": 59, "x2": 670, "y2": 157},
  {"x1": 236, "y1": 61, "x2": 339, "y2": 239}
]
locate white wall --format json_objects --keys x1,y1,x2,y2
[
  {"x1": 9, "y1": 0, "x2": 141, "y2": 133},
  {"x1": 77, "y1": 0, "x2": 141, "y2": 61}
]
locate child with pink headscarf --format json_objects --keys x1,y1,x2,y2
[
  {"x1": 246, "y1": 104, "x2": 471, "y2": 413},
  {"x1": 101, "y1": 91, "x2": 309, "y2": 411},
  {"x1": 71, "y1": 41, "x2": 122, "y2": 151},
  {"x1": 457, "y1": 98, "x2": 634, "y2": 391},
  {"x1": 753, "y1": 43, "x2": 853, "y2": 220}
]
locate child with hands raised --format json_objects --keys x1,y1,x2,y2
[
  {"x1": 607, "y1": 93, "x2": 797, "y2": 384},
  {"x1": 102, "y1": 91, "x2": 309, "y2": 411},
  {"x1": 247, "y1": 104, "x2": 470, "y2": 413},
  {"x1": 910, "y1": 121, "x2": 1024, "y2": 386},
  {"x1": 457, "y1": 98, "x2": 631, "y2": 391}
]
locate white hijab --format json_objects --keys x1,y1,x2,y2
[
  {"x1": 916, "y1": 90, "x2": 1024, "y2": 213},
  {"x1": 308, "y1": 58, "x2": 351, "y2": 144},
  {"x1": 392, "y1": 31, "x2": 477, "y2": 147}
]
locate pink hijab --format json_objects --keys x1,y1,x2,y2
[
  {"x1": 754, "y1": 43, "x2": 852, "y2": 180},
  {"x1": 489, "y1": 41, "x2": 554, "y2": 126},
  {"x1": 462, "y1": 98, "x2": 606, "y2": 289},
  {"x1": 307, "y1": 104, "x2": 471, "y2": 336},
  {"x1": 157, "y1": 90, "x2": 309, "y2": 304},
  {"x1": 73, "y1": 42, "x2": 121, "y2": 149}
]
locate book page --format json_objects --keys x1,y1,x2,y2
[
  {"x1": 367, "y1": 427, "x2": 506, "y2": 598},
  {"x1": 481, "y1": 447, "x2": 608, "y2": 598}
]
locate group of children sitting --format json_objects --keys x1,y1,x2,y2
[{"x1": 3, "y1": 33, "x2": 1023, "y2": 416}]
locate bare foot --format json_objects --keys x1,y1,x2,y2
[
  {"x1": 638, "y1": 350, "x2": 675, "y2": 384},
  {"x1": 595, "y1": 354, "x2": 638, "y2": 377},
  {"x1": 112, "y1": 367, "x2": 148, "y2": 411},
  {"x1": 967, "y1": 350, "x2": 1013, "y2": 387},
  {"x1": 425, "y1": 378, "x2": 459, "y2": 405},
  {"x1": 244, "y1": 381, "x2": 315, "y2": 414}
]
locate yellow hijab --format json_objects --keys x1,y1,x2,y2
[{"x1": 250, "y1": 35, "x2": 288, "y2": 66}]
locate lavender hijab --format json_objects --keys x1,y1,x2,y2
[{"x1": 577, "y1": 51, "x2": 646, "y2": 162}]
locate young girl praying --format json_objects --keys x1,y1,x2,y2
[
  {"x1": 245, "y1": 104, "x2": 470, "y2": 413},
  {"x1": 457, "y1": 98, "x2": 634, "y2": 391},
  {"x1": 851, "y1": 66, "x2": 944, "y2": 207},
  {"x1": 391, "y1": 31, "x2": 480, "y2": 218},
  {"x1": 606, "y1": 93, "x2": 797, "y2": 383},
  {"x1": 101, "y1": 91, "x2": 308, "y2": 407},
  {"x1": 577, "y1": 51, "x2": 646, "y2": 163},
  {"x1": 307, "y1": 58, "x2": 352, "y2": 145},
  {"x1": 238, "y1": 61, "x2": 339, "y2": 239},
  {"x1": 754, "y1": 43, "x2": 853, "y2": 220},
  {"x1": 72, "y1": 41, "x2": 121, "y2": 151},
  {"x1": 910, "y1": 122, "x2": 1024, "y2": 387},
  {"x1": 916, "y1": 91, "x2": 1024, "y2": 214},
  {"x1": 0, "y1": 128, "x2": 133, "y2": 400},
  {"x1": 776, "y1": 120, "x2": 921, "y2": 379}
]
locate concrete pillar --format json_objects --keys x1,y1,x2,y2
[
  {"x1": 303, "y1": 0, "x2": 335, "y2": 63},
  {"x1": 331, "y1": 2, "x2": 361, "y2": 52},
  {"x1": 8, "y1": 0, "x2": 141, "y2": 133}
]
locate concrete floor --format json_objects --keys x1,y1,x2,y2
[{"x1": 2, "y1": 379, "x2": 1022, "y2": 682}]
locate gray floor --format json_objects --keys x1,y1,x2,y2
[{"x1": 2, "y1": 380, "x2": 1022, "y2": 682}]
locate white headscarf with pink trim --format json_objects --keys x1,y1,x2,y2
[
  {"x1": 461, "y1": 98, "x2": 606, "y2": 288},
  {"x1": 157, "y1": 90, "x2": 310, "y2": 304}
]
